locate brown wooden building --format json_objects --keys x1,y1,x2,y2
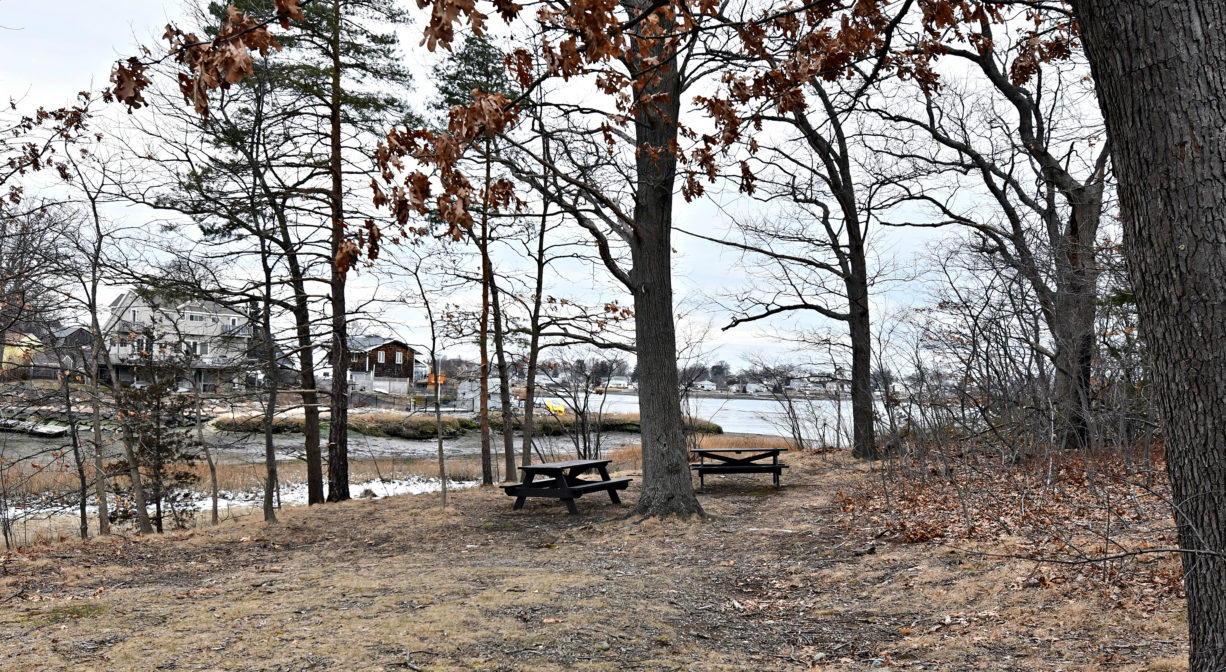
[{"x1": 348, "y1": 336, "x2": 416, "y2": 379}]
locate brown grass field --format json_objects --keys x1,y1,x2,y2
[{"x1": 0, "y1": 448, "x2": 1188, "y2": 671}]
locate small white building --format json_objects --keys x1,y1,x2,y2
[
  {"x1": 744, "y1": 383, "x2": 766, "y2": 394},
  {"x1": 693, "y1": 380, "x2": 717, "y2": 392}
]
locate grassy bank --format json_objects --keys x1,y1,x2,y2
[
  {"x1": 496, "y1": 411, "x2": 722, "y2": 436},
  {"x1": 215, "y1": 410, "x2": 723, "y2": 438},
  {"x1": 213, "y1": 412, "x2": 475, "y2": 439}
]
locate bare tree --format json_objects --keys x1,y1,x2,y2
[{"x1": 871, "y1": 10, "x2": 1111, "y2": 452}]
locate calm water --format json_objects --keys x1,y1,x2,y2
[
  {"x1": 0, "y1": 392, "x2": 855, "y2": 465},
  {"x1": 587, "y1": 392, "x2": 853, "y2": 440}
]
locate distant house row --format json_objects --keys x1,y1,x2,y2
[{"x1": 0, "y1": 288, "x2": 427, "y2": 395}]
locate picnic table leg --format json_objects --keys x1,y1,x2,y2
[
  {"x1": 774, "y1": 453, "x2": 781, "y2": 488},
  {"x1": 514, "y1": 472, "x2": 536, "y2": 510},
  {"x1": 562, "y1": 497, "x2": 579, "y2": 515},
  {"x1": 596, "y1": 464, "x2": 621, "y2": 504}
]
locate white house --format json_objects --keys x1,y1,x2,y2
[
  {"x1": 693, "y1": 380, "x2": 717, "y2": 392},
  {"x1": 102, "y1": 290, "x2": 254, "y2": 390}
]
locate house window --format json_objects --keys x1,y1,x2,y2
[
  {"x1": 377, "y1": 351, "x2": 386, "y2": 364},
  {"x1": 188, "y1": 314, "x2": 205, "y2": 322},
  {"x1": 229, "y1": 317, "x2": 238, "y2": 327},
  {"x1": 186, "y1": 341, "x2": 209, "y2": 356},
  {"x1": 131, "y1": 310, "x2": 137, "y2": 321},
  {"x1": 351, "y1": 352, "x2": 362, "y2": 362},
  {"x1": 395, "y1": 351, "x2": 404, "y2": 364}
]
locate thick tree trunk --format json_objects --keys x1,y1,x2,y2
[
  {"x1": 1074, "y1": 2, "x2": 1226, "y2": 669},
  {"x1": 479, "y1": 270, "x2": 492, "y2": 484},
  {"x1": 277, "y1": 219, "x2": 323, "y2": 505},
  {"x1": 1049, "y1": 184, "x2": 1104, "y2": 453},
  {"x1": 625, "y1": 8, "x2": 703, "y2": 516},
  {"x1": 1051, "y1": 300, "x2": 1096, "y2": 451},
  {"x1": 325, "y1": 0, "x2": 350, "y2": 502},
  {"x1": 296, "y1": 308, "x2": 323, "y2": 504},
  {"x1": 848, "y1": 248, "x2": 878, "y2": 459}
]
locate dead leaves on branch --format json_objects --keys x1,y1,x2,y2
[
  {"x1": 2, "y1": 93, "x2": 95, "y2": 205},
  {"x1": 110, "y1": 1, "x2": 305, "y2": 117},
  {"x1": 374, "y1": 90, "x2": 519, "y2": 242}
]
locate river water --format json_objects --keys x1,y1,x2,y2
[
  {"x1": 0, "y1": 392, "x2": 853, "y2": 465},
  {"x1": 590, "y1": 392, "x2": 851, "y2": 438}
]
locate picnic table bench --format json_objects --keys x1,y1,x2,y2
[
  {"x1": 501, "y1": 459, "x2": 631, "y2": 514},
  {"x1": 690, "y1": 447, "x2": 788, "y2": 491}
]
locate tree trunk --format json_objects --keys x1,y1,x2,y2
[
  {"x1": 276, "y1": 216, "x2": 323, "y2": 505},
  {"x1": 194, "y1": 377, "x2": 219, "y2": 526},
  {"x1": 111, "y1": 387, "x2": 152, "y2": 533},
  {"x1": 1050, "y1": 181, "x2": 1105, "y2": 453},
  {"x1": 260, "y1": 234, "x2": 279, "y2": 524},
  {"x1": 625, "y1": 7, "x2": 703, "y2": 516},
  {"x1": 435, "y1": 350, "x2": 447, "y2": 508},
  {"x1": 62, "y1": 370, "x2": 88, "y2": 540},
  {"x1": 490, "y1": 273, "x2": 516, "y2": 481},
  {"x1": 89, "y1": 345, "x2": 109, "y2": 535},
  {"x1": 521, "y1": 207, "x2": 549, "y2": 468},
  {"x1": 1051, "y1": 301, "x2": 1096, "y2": 452},
  {"x1": 478, "y1": 139, "x2": 494, "y2": 485},
  {"x1": 848, "y1": 252, "x2": 878, "y2": 459},
  {"x1": 325, "y1": 0, "x2": 350, "y2": 502},
  {"x1": 1074, "y1": 2, "x2": 1226, "y2": 668}
]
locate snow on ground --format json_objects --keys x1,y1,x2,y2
[{"x1": 3, "y1": 477, "x2": 479, "y2": 521}]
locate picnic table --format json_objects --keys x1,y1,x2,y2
[
  {"x1": 501, "y1": 459, "x2": 631, "y2": 514},
  {"x1": 690, "y1": 447, "x2": 788, "y2": 491}
]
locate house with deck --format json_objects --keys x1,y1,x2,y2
[{"x1": 101, "y1": 290, "x2": 255, "y2": 391}]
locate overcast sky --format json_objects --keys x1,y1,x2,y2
[{"x1": 1, "y1": 0, "x2": 944, "y2": 370}]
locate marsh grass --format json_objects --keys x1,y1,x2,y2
[
  {"x1": 213, "y1": 410, "x2": 722, "y2": 438},
  {"x1": 185, "y1": 455, "x2": 484, "y2": 494}
]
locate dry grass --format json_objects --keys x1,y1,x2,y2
[
  {"x1": 692, "y1": 433, "x2": 796, "y2": 451},
  {"x1": 183, "y1": 455, "x2": 485, "y2": 494},
  {"x1": 605, "y1": 434, "x2": 797, "y2": 471},
  {"x1": 607, "y1": 443, "x2": 642, "y2": 471},
  {"x1": 0, "y1": 450, "x2": 1188, "y2": 671},
  {"x1": 214, "y1": 411, "x2": 473, "y2": 439}
]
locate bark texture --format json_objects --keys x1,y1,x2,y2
[
  {"x1": 1074, "y1": 2, "x2": 1226, "y2": 668},
  {"x1": 325, "y1": 0, "x2": 350, "y2": 502},
  {"x1": 625, "y1": 0, "x2": 703, "y2": 516}
]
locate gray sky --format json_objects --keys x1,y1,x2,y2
[{"x1": 0, "y1": 0, "x2": 177, "y2": 109}]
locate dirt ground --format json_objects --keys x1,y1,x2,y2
[{"x1": 0, "y1": 452, "x2": 1188, "y2": 671}]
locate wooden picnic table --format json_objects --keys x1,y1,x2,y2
[
  {"x1": 501, "y1": 459, "x2": 631, "y2": 514},
  {"x1": 690, "y1": 447, "x2": 788, "y2": 491}
]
